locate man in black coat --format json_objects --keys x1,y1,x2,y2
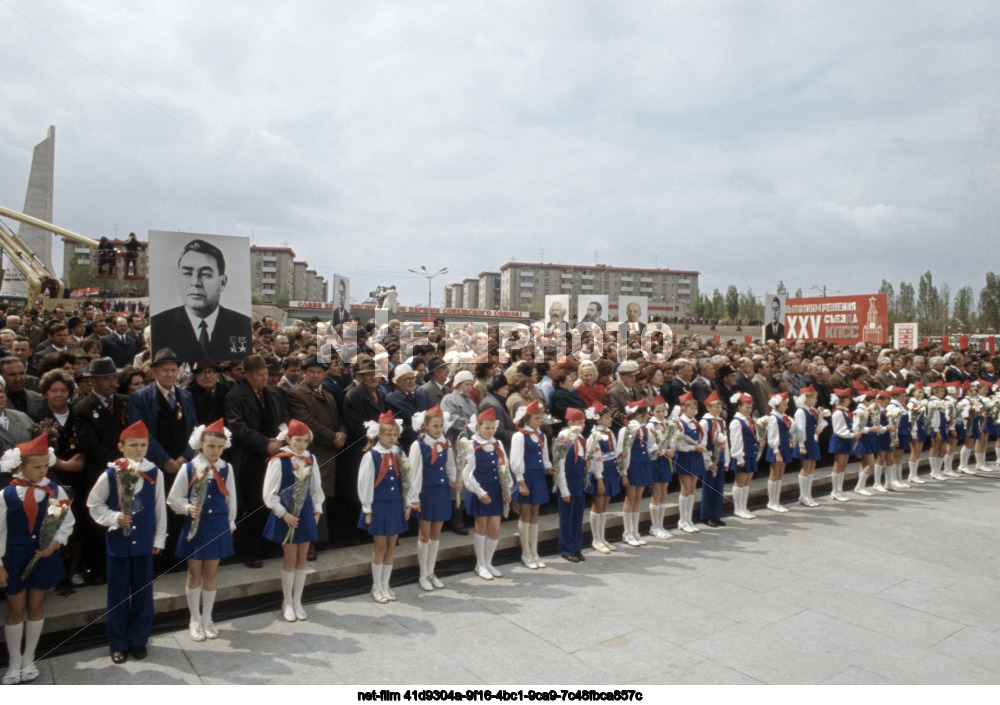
[
  {"x1": 666, "y1": 359, "x2": 695, "y2": 409},
  {"x1": 185, "y1": 357, "x2": 228, "y2": 425},
  {"x1": 100, "y1": 316, "x2": 138, "y2": 368},
  {"x1": 150, "y1": 238, "x2": 253, "y2": 364},
  {"x1": 338, "y1": 354, "x2": 386, "y2": 545},
  {"x1": 73, "y1": 357, "x2": 130, "y2": 581},
  {"x1": 225, "y1": 354, "x2": 289, "y2": 567}
]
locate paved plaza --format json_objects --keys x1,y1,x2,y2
[{"x1": 29, "y1": 473, "x2": 1000, "y2": 685}]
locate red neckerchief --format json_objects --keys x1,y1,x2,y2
[
  {"x1": 374, "y1": 451, "x2": 396, "y2": 488},
  {"x1": 519, "y1": 427, "x2": 540, "y2": 445},
  {"x1": 10, "y1": 478, "x2": 56, "y2": 532},
  {"x1": 187, "y1": 461, "x2": 230, "y2": 498},
  {"x1": 809, "y1": 407, "x2": 818, "y2": 421},
  {"x1": 746, "y1": 415, "x2": 756, "y2": 436},
  {"x1": 838, "y1": 407, "x2": 853, "y2": 424},
  {"x1": 572, "y1": 436, "x2": 585, "y2": 461},
  {"x1": 682, "y1": 417, "x2": 704, "y2": 440},
  {"x1": 597, "y1": 427, "x2": 615, "y2": 451},
  {"x1": 426, "y1": 437, "x2": 450, "y2": 465},
  {"x1": 775, "y1": 412, "x2": 791, "y2": 430},
  {"x1": 474, "y1": 441, "x2": 507, "y2": 467}
]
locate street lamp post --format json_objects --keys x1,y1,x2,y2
[{"x1": 408, "y1": 265, "x2": 449, "y2": 309}]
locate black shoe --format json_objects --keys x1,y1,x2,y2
[
  {"x1": 450, "y1": 520, "x2": 469, "y2": 536},
  {"x1": 244, "y1": 558, "x2": 264, "y2": 569},
  {"x1": 111, "y1": 651, "x2": 128, "y2": 664},
  {"x1": 129, "y1": 644, "x2": 148, "y2": 660},
  {"x1": 574, "y1": 552, "x2": 586, "y2": 561},
  {"x1": 715, "y1": 518, "x2": 727, "y2": 527},
  {"x1": 562, "y1": 554, "x2": 581, "y2": 563},
  {"x1": 704, "y1": 517, "x2": 722, "y2": 528}
]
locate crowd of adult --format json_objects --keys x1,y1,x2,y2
[{"x1": 0, "y1": 301, "x2": 995, "y2": 587}]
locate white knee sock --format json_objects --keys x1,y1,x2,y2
[
  {"x1": 293, "y1": 569, "x2": 307, "y2": 610},
  {"x1": 185, "y1": 585, "x2": 203, "y2": 625},
  {"x1": 685, "y1": 495, "x2": 696, "y2": 526},
  {"x1": 473, "y1": 533, "x2": 486, "y2": 569},
  {"x1": 21, "y1": 619, "x2": 42, "y2": 668},
  {"x1": 598, "y1": 512, "x2": 607, "y2": 544},
  {"x1": 589, "y1": 510, "x2": 600, "y2": 543},
  {"x1": 798, "y1": 475, "x2": 808, "y2": 500},
  {"x1": 733, "y1": 486, "x2": 744, "y2": 512},
  {"x1": 427, "y1": 539, "x2": 440, "y2": 577},
  {"x1": 4, "y1": 622, "x2": 23, "y2": 672},
  {"x1": 528, "y1": 523, "x2": 540, "y2": 560},
  {"x1": 381, "y1": 564, "x2": 393, "y2": 591},
  {"x1": 873, "y1": 465, "x2": 884, "y2": 487},
  {"x1": 281, "y1": 570, "x2": 295, "y2": 605},
  {"x1": 202, "y1": 589, "x2": 217, "y2": 626},
  {"x1": 831, "y1": 472, "x2": 842, "y2": 495},
  {"x1": 417, "y1": 539, "x2": 429, "y2": 578},
  {"x1": 677, "y1": 496, "x2": 685, "y2": 526},
  {"x1": 371, "y1": 562, "x2": 383, "y2": 590},
  {"x1": 908, "y1": 460, "x2": 919, "y2": 480},
  {"x1": 960, "y1": 447, "x2": 971, "y2": 468},
  {"x1": 484, "y1": 537, "x2": 498, "y2": 568},
  {"x1": 805, "y1": 475, "x2": 814, "y2": 500},
  {"x1": 976, "y1": 451, "x2": 986, "y2": 468},
  {"x1": 622, "y1": 510, "x2": 632, "y2": 538},
  {"x1": 855, "y1": 471, "x2": 870, "y2": 490},
  {"x1": 518, "y1": 521, "x2": 532, "y2": 559},
  {"x1": 767, "y1": 479, "x2": 779, "y2": 504},
  {"x1": 944, "y1": 453, "x2": 954, "y2": 471}
]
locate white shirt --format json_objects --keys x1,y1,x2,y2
[
  {"x1": 0, "y1": 476, "x2": 75, "y2": 568},
  {"x1": 509, "y1": 425, "x2": 551, "y2": 482},
  {"x1": 832, "y1": 407, "x2": 854, "y2": 440},
  {"x1": 586, "y1": 425, "x2": 616, "y2": 477},
  {"x1": 263, "y1": 447, "x2": 325, "y2": 518},
  {"x1": 86, "y1": 458, "x2": 167, "y2": 550},
  {"x1": 185, "y1": 307, "x2": 220, "y2": 344},
  {"x1": 357, "y1": 442, "x2": 403, "y2": 514},
  {"x1": 767, "y1": 411, "x2": 788, "y2": 451},
  {"x1": 674, "y1": 415, "x2": 703, "y2": 452},
  {"x1": 167, "y1": 455, "x2": 238, "y2": 531},
  {"x1": 461, "y1": 433, "x2": 512, "y2": 500},
  {"x1": 729, "y1": 413, "x2": 749, "y2": 464},
  {"x1": 406, "y1": 433, "x2": 457, "y2": 506},
  {"x1": 700, "y1": 414, "x2": 729, "y2": 468}
]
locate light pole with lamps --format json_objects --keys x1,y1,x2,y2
[{"x1": 408, "y1": 265, "x2": 449, "y2": 309}]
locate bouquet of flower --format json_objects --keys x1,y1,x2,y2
[
  {"x1": 186, "y1": 458, "x2": 211, "y2": 542},
  {"x1": 754, "y1": 414, "x2": 773, "y2": 461},
  {"x1": 945, "y1": 398, "x2": 958, "y2": 435},
  {"x1": 711, "y1": 429, "x2": 727, "y2": 469},
  {"x1": 647, "y1": 425, "x2": 666, "y2": 461},
  {"x1": 281, "y1": 456, "x2": 313, "y2": 545},
  {"x1": 583, "y1": 435, "x2": 600, "y2": 491},
  {"x1": 924, "y1": 399, "x2": 943, "y2": 434},
  {"x1": 32, "y1": 418, "x2": 61, "y2": 448},
  {"x1": 455, "y1": 437, "x2": 475, "y2": 508},
  {"x1": 984, "y1": 397, "x2": 1000, "y2": 426},
  {"x1": 850, "y1": 407, "x2": 870, "y2": 453},
  {"x1": 21, "y1": 496, "x2": 71, "y2": 581},
  {"x1": 552, "y1": 427, "x2": 581, "y2": 492},
  {"x1": 885, "y1": 405, "x2": 904, "y2": 451},
  {"x1": 113, "y1": 458, "x2": 141, "y2": 537},
  {"x1": 909, "y1": 399, "x2": 927, "y2": 427},
  {"x1": 397, "y1": 449, "x2": 412, "y2": 500},
  {"x1": 498, "y1": 459, "x2": 511, "y2": 519},
  {"x1": 616, "y1": 420, "x2": 641, "y2": 474}
]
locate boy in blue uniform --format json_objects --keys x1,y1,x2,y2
[
  {"x1": 87, "y1": 420, "x2": 167, "y2": 664},
  {"x1": 555, "y1": 408, "x2": 588, "y2": 562}
]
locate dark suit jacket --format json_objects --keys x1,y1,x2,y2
[
  {"x1": 127, "y1": 383, "x2": 198, "y2": 467},
  {"x1": 666, "y1": 378, "x2": 692, "y2": 409},
  {"x1": 765, "y1": 322, "x2": 785, "y2": 342},
  {"x1": 618, "y1": 321, "x2": 646, "y2": 339},
  {"x1": 285, "y1": 385, "x2": 345, "y2": 498},
  {"x1": 385, "y1": 389, "x2": 429, "y2": 449},
  {"x1": 606, "y1": 382, "x2": 641, "y2": 431},
  {"x1": 73, "y1": 392, "x2": 130, "y2": 478},
  {"x1": 225, "y1": 381, "x2": 289, "y2": 510},
  {"x1": 332, "y1": 307, "x2": 351, "y2": 327},
  {"x1": 478, "y1": 392, "x2": 516, "y2": 450},
  {"x1": 101, "y1": 332, "x2": 138, "y2": 368},
  {"x1": 149, "y1": 305, "x2": 253, "y2": 364}
]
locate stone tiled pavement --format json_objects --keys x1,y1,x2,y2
[{"x1": 34, "y1": 472, "x2": 1000, "y2": 684}]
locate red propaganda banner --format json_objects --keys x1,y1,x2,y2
[
  {"x1": 922, "y1": 336, "x2": 930, "y2": 348},
  {"x1": 959, "y1": 334, "x2": 970, "y2": 350},
  {"x1": 744, "y1": 335, "x2": 753, "y2": 344},
  {"x1": 783, "y1": 294, "x2": 889, "y2": 346},
  {"x1": 942, "y1": 336, "x2": 950, "y2": 352},
  {"x1": 988, "y1": 336, "x2": 996, "y2": 355}
]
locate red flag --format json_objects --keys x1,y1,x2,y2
[
  {"x1": 942, "y1": 335, "x2": 950, "y2": 352},
  {"x1": 714, "y1": 335, "x2": 721, "y2": 345},
  {"x1": 988, "y1": 336, "x2": 996, "y2": 355},
  {"x1": 744, "y1": 335, "x2": 752, "y2": 344},
  {"x1": 922, "y1": 336, "x2": 929, "y2": 348},
  {"x1": 959, "y1": 334, "x2": 969, "y2": 350}
]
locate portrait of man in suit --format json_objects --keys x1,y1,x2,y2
[
  {"x1": 764, "y1": 295, "x2": 786, "y2": 342},
  {"x1": 579, "y1": 299, "x2": 608, "y2": 329},
  {"x1": 150, "y1": 237, "x2": 253, "y2": 364},
  {"x1": 617, "y1": 298, "x2": 647, "y2": 339},
  {"x1": 331, "y1": 276, "x2": 351, "y2": 327}
]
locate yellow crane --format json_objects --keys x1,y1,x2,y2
[{"x1": 0, "y1": 204, "x2": 98, "y2": 304}]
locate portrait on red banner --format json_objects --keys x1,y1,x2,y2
[{"x1": 783, "y1": 293, "x2": 888, "y2": 346}]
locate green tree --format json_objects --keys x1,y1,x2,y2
[
  {"x1": 693, "y1": 292, "x2": 712, "y2": 318},
  {"x1": 738, "y1": 287, "x2": 762, "y2": 321},
  {"x1": 725, "y1": 285, "x2": 739, "y2": 321},
  {"x1": 711, "y1": 289, "x2": 725, "y2": 319},
  {"x1": 794, "y1": 287, "x2": 803, "y2": 298},
  {"x1": 951, "y1": 286, "x2": 975, "y2": 331},
  {"x1": 917, "y1": 271, "x2": 944, "y2": 332},
  {"x1": 776, "y1": 281, "x2": 788, "y2": 296},
  {"x1": 275, "y1": 285, "x2": 290, "y2": 308},
  {"x1": 980, "y1": 272, "x2": 1000, "y2": 331},
  {"x1": 879, "y1": 279, "x2": 896, "y2": 326},
  {"x1": 897, "y1": 281, "x2": 915, "y2": 322}
]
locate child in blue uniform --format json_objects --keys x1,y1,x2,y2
[
  {"x1": 971, "y1": 379, "x2": 995, "y2": 473},
  {"x1": 510, "y1": 400, "x2": 552, "y2": 569},
  {"x1": 1, "y1": 435, "x2": 74, "y2": 684},
  {"x1": 871, "y1": 391, "x2": 894, "y2": 493},
  {"x1": 617, "y1": 399, "x2": 651, "y2": 547},
  {"x1": 792, "y1": 385, "x2": 826, "y2": 507},
  {"x1": 926, "y1": 381, "x2": 948, "y2": 481},
  {"x1": 942, "y1": 383, "x2": 963, "y2": 478},
  {"x1": 906, "y1": 382, "x2": 928, "y2": 484},
  {"x1": 828, "y1": 389, "x2": 857, "y2": 501},
  {"x1": 263, "y1": 419, "x2": 324, "y2": 620},
  {"x1": 728, "y1": 393, "x2": 759, "y2": 518},
  {"x1": 409, "y1": 406, "x2": 460, "y2": 591},
  {"x1": 167, "y1": 418, "x2": 237, "y2": 641},
  {"x1": 461, "y1": 408, "x2": 511, "y2": 580},
  {"x1": 852, "y1": 391, "x2": 879, "y2": 495},
  {"x1": 584, "y1": 403, "x2": 620, "y2": 554},
  {"x1": 645, "y1": 395, "x2": 675, "y2": 539},
  {"x1": 674, "y1": 392, "x2": 706, "y2": 533},
  {"x1": 699, "y1": 391, "x2": 729, "y2": 527},
  {"x1": 87, "y1": 420, "x2": 167, "y2": 665},
  {"x1": 357, "y1": 412, "x2": 409, "y2": 603},
  {"x1": 886, "y1": 387, "x2": 911, "y2": 490},
  {"x1": 555, "y1": 408, "x2": 587, "y2": 562},
  {"x1": 765, "y1": 392, "x2": 793, "y2": 512}
]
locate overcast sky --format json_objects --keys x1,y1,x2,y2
[{"x1": 2, "y1": 1, "x2": 998, "y2": 309}]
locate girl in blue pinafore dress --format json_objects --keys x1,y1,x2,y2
[
  {"x1": 887, "y1": 388, "x2": 911, "y2": 490},
  {"x1": 510, "y1": 400, "x2": 552, "y2": 570},
  {"x1": 972, "y1": 380, "x2": 995, "y2": 472},
  {"x1": 852, "y1": 392, "x2": 879, "y2": 495},
  {"x1": 1, "y1": 435, "x2": 74, "y2": 685},
  {"x1": 462, "y1": 407, "x2": 511, "y2": 581},
  {"x1": 728, "y1": 393, "x2": 759, "y2": 518},
  {"x1": 827, "y1": 389, "x2": 856, "y2": 501},
  {"x1": 764, "y1": 392, "x2": 793, "y2": 513},
  {"x1": 584, "y1": 403, "x2": 621, "y2": 554},
  {"x1": 792, "y1": 386, "x2": 826, "y2": 508},
  {"x1": 167, "y1": 419, "x2": 237, "y2": 642},
  {"x1": 673, "y1": 393, "x2": 706, "y2": 534},
  {"x1": 926, "y1": 382, "x2": 949, "y2": 480},
  {"x1": 906, "y1": 382, "x2": 928, "y2": 484},
  {"x1": 357, "y1": 411, "x2": 410, "y2": 604},
  {"x1": 409, "y1": 406, "x2": 460, "y2": 592},
  {"x1": 942, "y1": 384, "x2": 963, "y2": 477},
  {"x1": 646, "y1": 396, "x2": 676, "y2": 540},
  {"x1": 617, "y1": 399, "x2": 652, "y2": 547},
  {"x1": 870, "y1": 393, "x2": 893, "y2": 493},
  {"x1": 263, "y1": 419, "x2": 324, "y2": 621}
]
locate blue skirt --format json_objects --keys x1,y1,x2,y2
[
  {"x1": 792, "y1": 439, "x2": 822, "y2": 461},
  {"x1": 415, "y1": 483, "x2": 453, "y2": 523},
  {"x1": 3, "y1": 543, "x2": 64, "y2": 595},
  {"x1": 175, "y1": 512, "x2": 234, "y2": 561},
  {"x1": 650, "y1": 457, "x2": 673, "y2": 484},
  {"x1": 765, "y1": 444, "x2": 792, "y2": 463},
  {"x1": 357, "y1": 498, "x2": 408, "y2": 536},
  {"x1": 915, "y1": 424, "x2": 928, "y2": 444},
  {"x1": 585, "y1": 463, "x2": 621, "y2": 497},
  {"x1": 675, "y1": 450, "x2": 705, "y2": 477},
  {"x1": 829, "y1": 435, "x2": 853, "y2": 455},
  {"x1": 970, "y1": 417, "x2": 983, "y2": 440},
  {"x1": 517, "y1": 468, "x2": 550, "y2": 506},
  {"x1": 264, "y1": 497, "x2": 319, "y2": 545},
  {"x1": 877, "y1": 433, "x2": 892, "y2": 453},
  {"x1": 955, "y1": 421, "x2": 967, "y2": 442},
  {"x1": 730, "y1": 454, "x2": 758, "y2": 474},
  {"x1": 465, "y1": 482, "x2": 504, "y2": 517},
  {"x1": 897, "y1": 434, "x2": 911, "y2": 452},
  {"x1": 627, "y1": 459, "x2": 653, "y2": 487},
  {"x1": 853, "y1": 433, "x2": 875, "y2": 456}
]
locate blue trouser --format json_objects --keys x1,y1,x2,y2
[
  {"x1": 700, "y1": 468, "x2": 726, "y2": 520},
  {"x1": 558, "y1": 495, "x2": 585, "y2": 556},
  {"x1": 106, "y1": 554, "x2": 154, "y2": 653}
]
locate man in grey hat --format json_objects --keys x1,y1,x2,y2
[
  {"x1": 606, "y1": 360, "x2": 641, "y2": 431},
  {"x1": 417, "y1": 355, "x2": 449, "y2": 407}
]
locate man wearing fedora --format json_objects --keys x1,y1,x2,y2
[
  {"x1": 285, "y1": 354, "x2": 347, "y2": 554},
  {"x1": 417, "y1": 355, "x2": 449, "y2": 407},
  {"x1": 185, "y1": 357, "x2": 227, "y2": 425},
  {"x1": 150, "y1": 238, "x2": 253, "y2": 363},
  {"x1": 73, "y1": 357, "x2": 130, "y2": 583},
  {"x1": 225, "y1": 353, "x2": 288, "y2": 567}
]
